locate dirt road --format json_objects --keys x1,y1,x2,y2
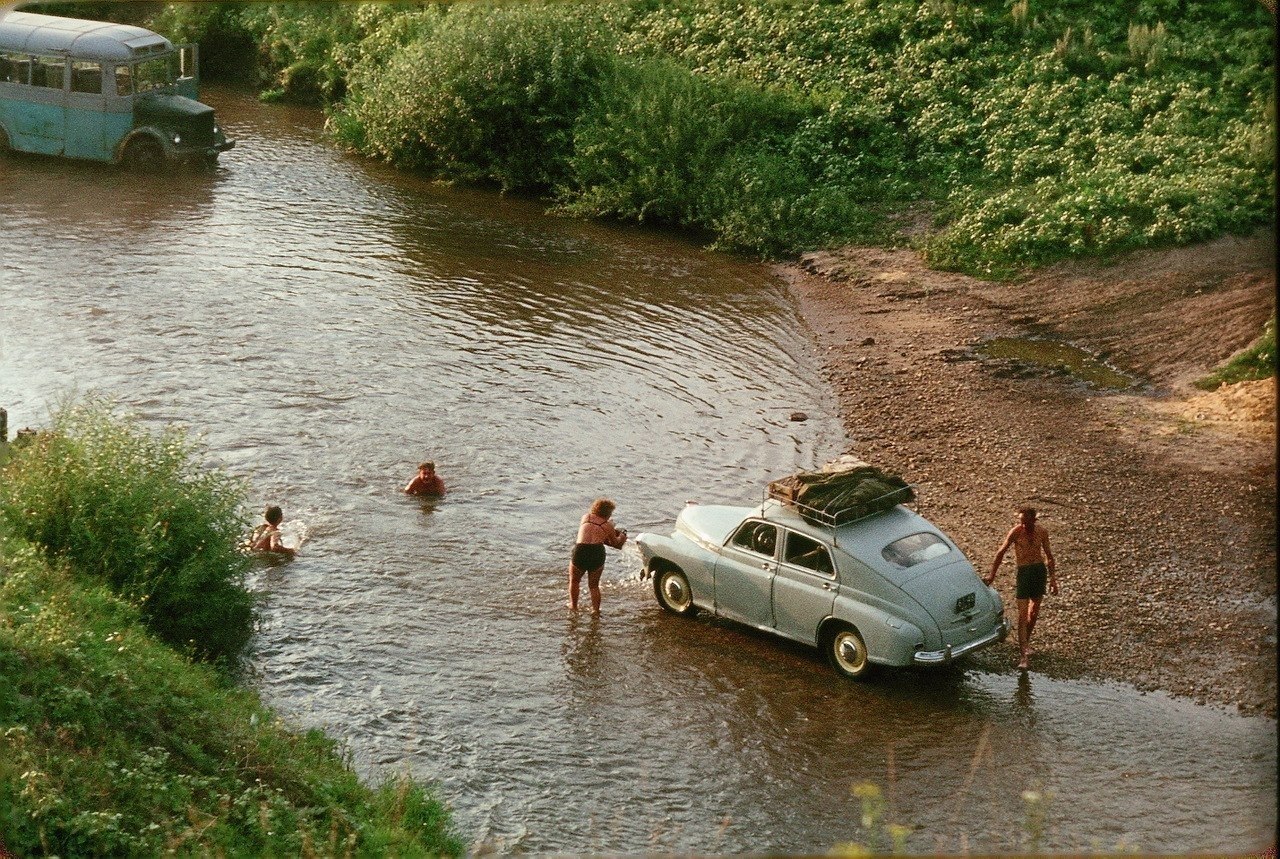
[{"x1": 779, "y1": 231, "x2": 1276, "y2": 716}]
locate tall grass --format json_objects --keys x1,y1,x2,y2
[
  {"x1": 0, "y1": 398, "x2": 255, "y2": 665},
  {"x1": 0, "y1": 533, "x2": 463, "y2": 856},
  {"x1": 1195, "y1": 315, "x2": 1277, "y2": 390}
]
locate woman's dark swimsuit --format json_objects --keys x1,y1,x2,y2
[
  {"x1": 1016, "y1": 562, "x2": 1048, "y2": 599},
  {"x1": 571, "y1": 542, "x2": 607, "y2": 571}
]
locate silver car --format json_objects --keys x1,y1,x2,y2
[{"x1": 635, "y1": 498, "x2": 1008, "y2": 678}]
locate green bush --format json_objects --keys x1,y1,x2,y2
[
  {"x1": 0, "y1": 399, "x2": 256, "y2": 666},
  {"x1": 333, "y1": 4, "x2": 613, "y2": 192},
  {"x1": 560, "y1": 58, "x2": 809, "y2": 223},
  {"x1": 0, "y1": 535, "x2": 463, "y2": 856},
  {"x1": 157, "y1": 0, "x2": 1275, "y2": 268},
  {"x1": 148, "y1": 2, "x2": 262, "y2": 83}
]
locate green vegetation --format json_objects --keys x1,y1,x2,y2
[
  {"x1": 0, "y1": 401, "x2": 462, "y2": 856},
  {"x1": 144, "y1": 0, "x2": 1273, "y2": 274},
  {"x1": 0, "y1": 398, "x2": 255, "y2": 666},
  {"x1": 1195, "y1": 315, "x2": 1277, "y2": 390}
]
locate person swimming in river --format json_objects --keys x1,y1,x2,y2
[
  {"x1": 404, "y1": 461, "x2": 446, "y2": 497},
  {"x1": 249, "y1": 505, "x2": 296, "y2": 557}
]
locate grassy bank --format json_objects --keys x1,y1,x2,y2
[
  {"x1": 141, "y1": 0, "x2": 1274, "y2": 277},
  {"x1": 0, "y1": 401, "x2": 462, "y2": 856}
]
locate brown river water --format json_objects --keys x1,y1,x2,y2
[{"x1": 1, "y1": 87, "x2": 1274, "y2": 854}]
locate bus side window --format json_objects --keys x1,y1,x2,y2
[
  {"x1": 70, "y1": 60, "x2": 101, "y2": 94},
  {"x1": 71, "y1": 61, "x2": 102, "y2": 94},
  {"x1": 35, "y1": 57, "x2": 65, "y2": 89},
  {"x1": 114, "y1": 64, "x2": 132, "y2": 96},
  {"x1": 1, "y1": 52, "x2": 31, "y2": 85}
]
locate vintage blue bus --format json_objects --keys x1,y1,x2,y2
[{"x1": 0, "y1": 11, "x2": 233, "y2": 169}]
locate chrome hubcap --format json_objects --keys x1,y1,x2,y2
[
  {"x1": 663, "y1": 574, "x2": 689, "y2": 608},
  {"x1": 835, "y1": 633, "x2": 865, "y2": 671}
]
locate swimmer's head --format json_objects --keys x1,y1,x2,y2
[{"x1": 264, "y1": 505, "x2": 284, "y2": 525}]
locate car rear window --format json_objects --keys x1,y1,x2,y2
[{"x1": 881, "y1": 532, "x2": 951, "y2": 567}]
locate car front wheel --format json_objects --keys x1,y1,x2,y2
[
  {"x1": 123, "y1": 138, "x2": 167, "y2": 173},
  {"x1": 827, "y1": 625, "x2": 872, "y2": 679},
  {"x1": 653, "y1": 566, "x2": 696, "y2": 616}
]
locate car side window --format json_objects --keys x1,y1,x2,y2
[
  {"x1": 730, "y1": 521, "x2": 777, "y2": 558},
  {"x1": 784, "y1": 532, "x2": 834, "y2": 575}
]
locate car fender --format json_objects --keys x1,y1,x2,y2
[
  {"x1": 114, "y1": 127, "x2": 173, "y2": 164},
  {"x1": 635, "y1": 531, "x2": 715, "y2": 608},
  {"x1": 821, "y1": 598, "x2": 924, "y2": 667}
]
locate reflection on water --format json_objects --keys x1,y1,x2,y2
[
  {"x1": 0, "y1": 86, "x2": 1273, "y2": 854},
  {"x1": 979, "y1": 336, "x2": 1136, "y2": 390}
]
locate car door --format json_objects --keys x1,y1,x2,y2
[
  {"x1": 772, "y1": 531, "x2": 837, "y2": 645},
  {"x1": 712, "y1": 520, "x2": 777, "y2": 627}
]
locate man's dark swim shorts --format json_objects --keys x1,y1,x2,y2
[{"x1": 1016, "y1": 562, "x2": 1048, "y2": 599}]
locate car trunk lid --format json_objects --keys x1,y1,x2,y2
[{"x1": 896, "y1": 558, "x2": 994, "y2": 647}]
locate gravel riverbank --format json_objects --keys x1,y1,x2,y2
[{"x1": 779, "y1": 231, "x2": 1276, "y2": 716}]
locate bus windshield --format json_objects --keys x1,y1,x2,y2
[{"x1": 132, "y1": 54, "x2": 177, "y2": 93}]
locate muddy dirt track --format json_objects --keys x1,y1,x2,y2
[{"x1": 779, "y1": 230, "x2": 1276, "y2": 716}]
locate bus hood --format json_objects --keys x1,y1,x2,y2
[{"x1": 135, "y1": 93, "x2": 214, "y2": 121}]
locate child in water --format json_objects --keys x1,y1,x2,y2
[{"x1": 249, "y1": 505, "x2": 296, "y2": 557}]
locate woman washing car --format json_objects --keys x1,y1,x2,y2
[{"x1": 569, "y1": 498, "x2": 627, "y2": 614}]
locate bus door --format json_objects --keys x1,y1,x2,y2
[
  {"x1": 11, "y1": 55, "x2": 65, "y2": 154},
  {"x1": 64, "y1": 60, "x2": 107, "y2": 159},
  {"x1": 175, "y1": 45, "x2": 198, "y2": 100}
]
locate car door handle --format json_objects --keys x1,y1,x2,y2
[
  {"x1": 822, "y1": 582, "x2": 833, "y2": 590},
  {"x1": 761, "y1": 562, "x2": 771, "y2": 570}
]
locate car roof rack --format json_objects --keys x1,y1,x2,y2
[{"x1": 763, "y1": 483, "x2": 917, "y2": 533}]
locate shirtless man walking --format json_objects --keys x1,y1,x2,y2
[{"x1": 984, "y1": 507, "x2": 1057, "y2": 670}]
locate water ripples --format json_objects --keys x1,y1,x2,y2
[{"x1": 0, "y1": 85, "x2": 1273, "y2": 855}]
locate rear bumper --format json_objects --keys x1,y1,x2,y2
[{"x1": 912, "y1": 617, "x2": 1009, "y2": 666}]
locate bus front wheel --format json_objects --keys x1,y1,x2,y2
[{"x1": 123, "y1": 138, "x2": 166, "y2": 173}]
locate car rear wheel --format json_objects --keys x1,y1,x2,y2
[
  {"x1": 653, "y1": 566, "x2": 696, "y2": 616},
  {"x1": 123, "y1": 138, "x2": 166, "y2": 173},
  {"x1": 827, "y1": 625, "x2": 872, "y2": 679}
]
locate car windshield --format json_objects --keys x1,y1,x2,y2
[{"x1": 881, "y1": 532, "x2": 951, "y2": 568}]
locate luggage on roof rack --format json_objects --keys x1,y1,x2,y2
[{"x1": 768, "y1": 464, "x2": 915, "y2": 527}]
